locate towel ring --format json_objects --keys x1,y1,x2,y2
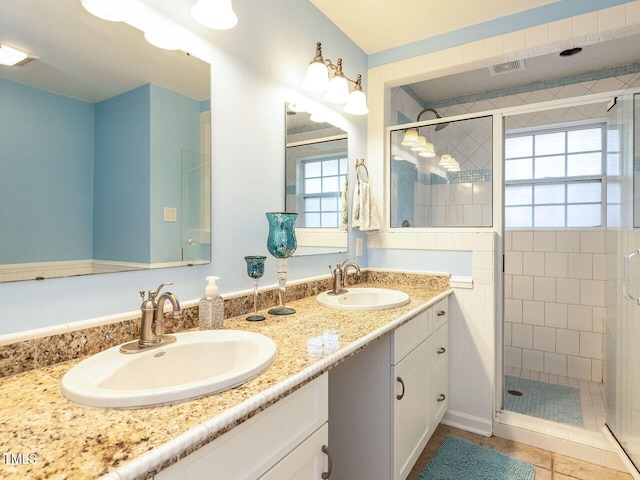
[{"x1": 355, "y1": 158, "x2": 369, "y2": 193}]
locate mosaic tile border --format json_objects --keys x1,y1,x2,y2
[{"x1": 0, "y1": 270, "x2": 449, "y2": 378}]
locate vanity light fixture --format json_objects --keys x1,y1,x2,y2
[
  {"x1": 80, "y1": 0, "x2": 120, "y2": 22},
  {"x1": 303, "y1": 42, "x2": 368, "y2": 115},
  {"x1": 439, "y1": 154, "x2": 460, "y2": 172},
  {"x1": 143, "y1": 32, "x2": 179, "y2": 51},
  {"x1": 191, "y1": 0, "x2": 238, "y2": 30},
  {"x1": 0, "y1": 44, "x2": 30, "y2": 67}
]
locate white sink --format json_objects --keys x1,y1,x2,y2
[
  {"x1": 61, "y1": 330, "x2": 277, "y2": 409},
  {"x1": 317, "y1": 287, "x2": 410, "y2": 311}
]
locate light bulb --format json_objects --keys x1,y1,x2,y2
[
  {"x1": 343, "y1": 89, "x2": 368, "y2": 115},
  {"x1": 191, "y1": 0, "x2": 238, "y2": 30},
  {"x1": 324, "y1": 74, "x2": 349, "y2": 104},
  {"x1": 80, "y1": 0, "x2": 120, "y2": 21},
  {"x1": 303, "y1": 61, "x2": 329, "y2": 92},
  {"x1": 401, "y1": 129, "x2": 419, "y2": 147},
  {"x1": 418, "y1": 142, "x2": 436, "y2": 157},
  {"x1": 143, "y1": 32, "x2": 179, "y2": 51}
]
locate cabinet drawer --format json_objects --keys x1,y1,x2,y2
[
  {"x1": 259, "y1": 423, "x2": 329, "y2": 480},
  {"x1": 155, "y1": 374, "x2": 328, "y2": 480},
  {"x1": 431, "y1": 298, "x2": 448, "y2": 333},
  {"x1": 430, "y1": 323, "x2": 448, "y2": 379},
  {"x1": 430, "y1": 368, "x2": 448, "y2": 427},
  {"x1": 393, "y1": 309, "x2": 430, "y2": 364}
]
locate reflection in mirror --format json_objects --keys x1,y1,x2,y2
[
  {"x1": 285, "y1": 103, "x2": 348, "y2": 255},
  {"x1": 390, "y1": 116, "x2": 493, "y2": 228},
  {"x1": 0, "y1": 0, "x2": 211, "y2": 282}
]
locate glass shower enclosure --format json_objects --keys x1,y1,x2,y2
[{"x1": 605, "y1": 78, "x2": 640, "y2": 476}]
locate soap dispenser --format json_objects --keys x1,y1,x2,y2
[{"x1": 199, "y1": 276, "x2": 224, "y2": 330}]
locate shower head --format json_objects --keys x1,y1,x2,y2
[{"x1": 416, "y1": 107, "x2": 449, "y2": 131}]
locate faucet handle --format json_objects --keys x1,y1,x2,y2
[
  {"x1": 148, "y1": 282, "x2": 173, "y2": 300},
  {"x1": 338, "y1": 257, "x2": 355, "y2": 268}
]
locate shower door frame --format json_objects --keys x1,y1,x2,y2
[{"x1": 493, "y1": 91, "x2": 629, "y2": 426}]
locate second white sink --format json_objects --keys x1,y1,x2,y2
[
  {"x1": 61, "y1": 330, "x2": 277, "y2": 409},
  {"x1": 317, "y1": 287, "x2": 410, "y2": 311}
]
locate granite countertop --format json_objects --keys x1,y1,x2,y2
[{"x1": 0, "y1": 281, "x2": 451, "y2": 480}]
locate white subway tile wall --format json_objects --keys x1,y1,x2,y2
[{"x1": 504, "y1": 230, "x2": 605, "y2": 383}]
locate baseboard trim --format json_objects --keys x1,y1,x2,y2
[{"x1": 442, "y1": 409, "x2": 492, "y2": 437}]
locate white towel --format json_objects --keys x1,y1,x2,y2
[
  {"x1": 352, "y1": 182, "x2": 381, "y2": 232},
  {"x1": 339, "y1": 179, "x2": 348, "y2": 231}
]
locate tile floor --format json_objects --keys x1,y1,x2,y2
[
  {"x1": 506, "y1": 367, "x2": 606, "y2": 431},
  {"x1": 407, "y1": 424, "x2": 634, "y2": 480}
]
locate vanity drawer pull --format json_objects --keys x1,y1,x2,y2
[
  {"x1": 396, "y1": 377, "x2": 405, "y2": 400},
  {"x1": 322, "y1": 445, "x2": 333, "y2": 479},
  {"x1": 437, "y1": 347, "x2": 446, "y2": 354},
  {"x1": 437, "y1": 310, "x2": 446, "y2": 316},
  {"x1": 437, "y1": 394, "x2": 446, "y2": 402}
]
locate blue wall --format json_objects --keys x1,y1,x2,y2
[
  {"x1": 93, "y1": 84, "x2": 151, "y2": 263},
  {"x1": 0, "y1": 77, "x2": 94, "y2": 264},
  {"x1": 150, "y1": 84, "x2": 202, "y2": 263}
]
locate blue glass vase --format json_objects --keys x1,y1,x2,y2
[
  {"x1": 244, "y1": 256, "x2": 266, "y2": 322},
  {"x1": 266, "y1": 212, "x2": 298, "y2": 315}
]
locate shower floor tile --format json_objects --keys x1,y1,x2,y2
[{"x1": 505, "y1": 367, "x2": 606, "y2": 432}]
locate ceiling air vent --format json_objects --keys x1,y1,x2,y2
[{"x1": 489, "y1": 59, "x2": 525, "y2": 76}]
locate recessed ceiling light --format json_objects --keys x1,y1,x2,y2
[
  {"x1": 559, "y1": 47, "x2": 583, "y2": 57},
  {"x1": 0, "y1": 44, "x2": 30, "y2": 66}
]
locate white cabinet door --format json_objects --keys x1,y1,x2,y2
[
  {"x1": 259, "y1": 424, "x2": 330, "y2": 480},
  {"x1": 393, "y1": 338, "x2": 431, "y2": 480}
]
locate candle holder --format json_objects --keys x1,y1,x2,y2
[
  {"x1": 265, "y1": 212, "x2": 297, "y2": 315},
  {"x1": 244, "y1": 256, "x2": 267, "y2": 321}
]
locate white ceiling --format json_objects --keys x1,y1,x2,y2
[
  {"x1": 309, "y1": 0, "x2": 561, "y2": 54},
  {"x1": 310, "y1": 0, "x2": 640, "y2": 104},
  {"x1": 409, "y1": 35, "x2": 640, "y2": 104}
]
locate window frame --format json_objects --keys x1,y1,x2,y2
[
  {"x1": 504, "y1": 121, "x2": 608, "y2": 229},
  {"x1": 297, "y1": 153, "x2": 348, "y2": 228}
]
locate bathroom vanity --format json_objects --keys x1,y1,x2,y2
[
  {"x1": 155, "y1": 295, "x2": 449, "y2": 480},
  {"x1": 0, "y1": 274, "x2": 451, "y2": 480}
]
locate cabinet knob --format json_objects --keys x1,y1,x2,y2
[
  {"x1": 396, "y1": 376, "x2": 405, "y2": 400},
  {"x1": 437, "y1": 310, "x2": 446, "y2": 316},
  {"x1": 437, "y1": 394, "x2": 446, "y2": 402},
  {"x1": 322, "y1": 445, "x2": 333, "y2": 479},
  {"x1": 437, "y1": 347, "x2": 446, "y2": 354}
]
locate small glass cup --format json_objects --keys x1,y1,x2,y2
[{"x1": 244, "y1": 256, "x2": 267, "y2": 321}]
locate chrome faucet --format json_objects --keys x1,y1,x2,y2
[
  {"x1": 328, "y1": 258, "x2": 361, "y2": 295},
  {"x1": 120, "y1": 283, "x2": 182, "y2": 354}
]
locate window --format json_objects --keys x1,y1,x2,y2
[
  {"x1": 301, "y1": 155, "x2": 347, "y2": 227},
  {"x1": 504, "y1": 124, "x2": 606, "y2": 228}
]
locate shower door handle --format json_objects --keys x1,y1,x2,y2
[{"x1": 623, "y1": 249, "x2": 640, "y2": 305}]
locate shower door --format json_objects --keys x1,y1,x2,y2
[{"x1": 606, "y1": 88, "x2": 640, "y2": 474}]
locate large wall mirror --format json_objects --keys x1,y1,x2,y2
[
  {"x1": 389, "y1": 115, "x2": 493, "y2": 228},
  {"x1": 285, "y1": 103, "x2": 348, "y2": 255},
  {"x1": 0, "y1": 0, "x2": 211, "y2": 282}
]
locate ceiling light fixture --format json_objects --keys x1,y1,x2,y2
[
  {"x1": 0, "y1": 44, "x2": 30, "y2": 67},
  {"x1": 191, "y1": 0, "x2": 238, "y2": 30},
  {"x1": 80, "y1": 0, "x2": 120, "y2": 21},
  {"x1": 302, "y1": 42, "x2": 368, "y2": 115}
]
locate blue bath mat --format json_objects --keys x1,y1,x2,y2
[
  {"x1": 505, "y1": 375, "x2": 583, "y2": 427},
  {"x1": 418, "y1": 435, "x2": 535, "y2": 480}
]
